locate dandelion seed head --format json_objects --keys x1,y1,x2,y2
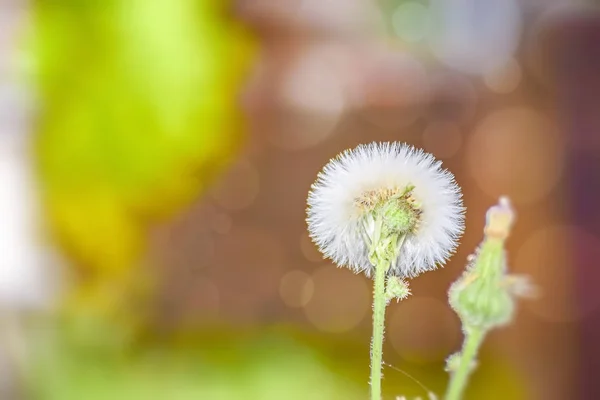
[{"x1": 306, "y1": 142, "x2": 465, "y2": 278}]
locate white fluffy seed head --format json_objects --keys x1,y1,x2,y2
[{"x1": 306, "y1": 142, "x2": 465, "y2": 278}]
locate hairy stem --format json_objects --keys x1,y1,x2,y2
[
  {"x1": 370, "y1": 255, "x2": 389, "y2": 400},
  {"x1": 445, "y1": 328, "x2": 486, "y2": 400}
]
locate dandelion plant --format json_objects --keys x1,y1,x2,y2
[{"x1": 306, "y1": 142, "x2": 464, "y2": 400}]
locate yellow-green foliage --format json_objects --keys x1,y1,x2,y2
[{"x1": 29, "y1": 0, "x2": 255, "y2": 330}]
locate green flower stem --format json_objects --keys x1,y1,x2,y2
[
  {"x1": 445, "y1": 327, "x2": 486, "y2": 400},
  {"x1": 370, "y1": 254, "x2": 388, "y2": 400},
  {"x1": 445, "y1": 198, "x2": 522, "y2": 400}
]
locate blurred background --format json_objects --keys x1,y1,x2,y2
[{"x1": 0, "y1": 0, "x2": 597, "y2": 399}]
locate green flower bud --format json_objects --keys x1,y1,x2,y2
[
  {"x1": 449, "y1": 240, "x2": 514, "y2": 330},
  {"x1": 380, "y1": 200, "x2": 420, "y2": 235},
  {"x1": 449, "y1": 198, "x2": 523, "y2": 331},
  {"x1": 378, "y1": 184, "x2": 422, "y2": 237},
  {"x1": 385, "y1": 277, "x2": 411, "y2": 303}
]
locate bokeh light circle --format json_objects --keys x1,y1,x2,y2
[
  {"x1": 282, "y1": 49, "x2": 346, "y2": 116},
  {"x1": 388, "y1": 296, "x2": 460, "y2": 364},
  {"x1": 429, "y1": 0, "x2": 521, "y2": 75},
  {"x1": 296, "y1": 0, "x2": 384, "y2": 34},
  {"x1": 279, "y1": 270, "x2": 314, "y2": 308},
  {"x1": 467, "y1": 107, "x2": 563, "y2": 204},
  {"x1": 300, "y1": 233, "x2": 323, "y2": 263},
  {"x1": 392, "y1": 2, "x2": 431, "y2": 43},
  {"x1": 271, "y1": 45, "x2": 349, "y2": 150},
  {"x1": 355, "y1": 49, "x2": 430, "y2": 130},
  {"x1": 303, "y1": 265, "x2": 370, "y2": 333},
  {"x1": 483, "y1": 58, "x2": 522, "y2": 94},
  {"x1": 238, "y1": 0, "x2": 384, "y2": 35}
]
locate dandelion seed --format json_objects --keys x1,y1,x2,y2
[{"x1": 306, "y1": 142, "x2": 465, "y2": 278}]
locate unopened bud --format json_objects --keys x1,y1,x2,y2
[
  {"x1": 484, "y1": 196, "x2": 514, "y2": 240},
  {"x1": 449, "y1": 198, "x2": 521, "y2": 330},
  {"x1": 386, "y1": 277, "x2": 411, "y2": 303}
]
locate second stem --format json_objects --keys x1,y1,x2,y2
[{"x1": 445, "y1": 327, "x2": 486, "y2": 400}]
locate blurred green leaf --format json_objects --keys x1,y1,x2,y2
[{"x1": 28, "y1": 0, "x2": 255, "y2": 330}]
